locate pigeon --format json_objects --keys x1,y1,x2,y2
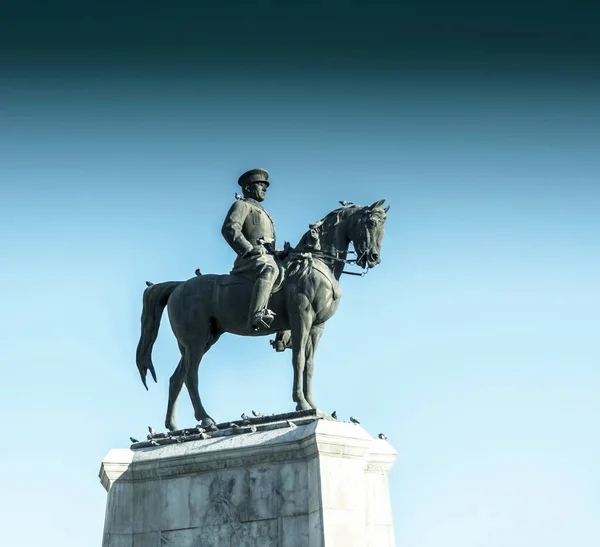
[
  {"x1": 148, "y1": 426, "x2": 156, "y2": 436},
  {"x1": 235, "y1": 193, "x2": 243, "y2": 200},
  {"x1": 250, "y1": 425, "x2": 257, "y2": 433},
  {"x1": 145, "y1": 281, "x2": 154, "y2": 287},
  {"x1": 241, "y1": 413, "x2": 250, "y2": 421},
  {"x1": 130, "y1": 437, "x2": 139, "y2": 444},
  {"x1": 339, "y1": 200, "x2": 354, "y2": 207},
  {"x1": 331, "y1": 411, "x2": 338, "y2": 420},
  {"x1": 378, "y1": 433, "x2": 387, "y2": 440},
  {"x1": 252, "y1": 410, "x2": 263, "y2": 417},
  {"x1": 350, "y1": 416, "x2": 360, "y2": 425},
  {"x1": 286, "y1": 420, "x2": 297, "y2": 429},
  {"x1": 150, "y1": 439, "x2": 159, "y2": 446},
  {"x1": 195, "y1": 268, "x2": 202, "y2": 276},
  {"x1": 230, "y1": 423, "x2": 240, "y2": 429}
]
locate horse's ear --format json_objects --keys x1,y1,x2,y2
[
  {"x1": 369, "y1": 199, "x2": 386, "y2": 209},
  {"x1": 383, "y1": 205, "x2": 390, "y2": 213}
]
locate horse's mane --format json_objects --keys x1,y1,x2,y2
[
  {"x1": 288, "y1": 202, "x2": 386, "y2": 279},
  {"x1": 296, "y1": 202, "x2": 388, "y2": 249},
  {"x1": 286, "y1": 206, "x2": 357, "y2": 277},
  {"x1": 299, "y1": 205, "x2": 362, "y2": 245}
]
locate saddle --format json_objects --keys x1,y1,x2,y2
[{"x1": 214, "y1": 261, "x2": 286, "y2": 294}]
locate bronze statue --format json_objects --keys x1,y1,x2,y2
[
  {"x1": 221, "y1": 169, "x2": 285, "y2": 331},
  {"x1": 136, "y1": 169, "x2": 389, "y2": 431}
]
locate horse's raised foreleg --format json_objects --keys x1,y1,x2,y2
[
  {"x1": 303, "y1": 324, "x2": 324, "y2": 409},
  {"x1": 290, "y1": 296, "x2": 314, "y2": 411},
  {"x1": 165, "y1": 344, "x2": 186, "y2": 431}
]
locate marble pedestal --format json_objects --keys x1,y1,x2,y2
[{"x1": 99, "y1": 412, "x2": 397, "y2": 546}]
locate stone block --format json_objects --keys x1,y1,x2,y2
[
  {"x1": 280, "y1": 514, "x2": 310, "y2": 546},
  {"x1": 99, "y1": 413, "x2": 397, "y2": 546},
  {"x1": 308, "y1": 509, "x2": 324, "y2": 547},
  {"x1": 107, "y1": 533, "x2": 133, "y2": 547},
  {"x1": 105, "y1": 482, "x2": 133, "y2": 534},
  {"x1": 132, "y1": 532, "x2": 159, "y2": 547}
]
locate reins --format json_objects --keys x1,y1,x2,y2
[
  {"x1": 287, "y1": 249, "x2": 369, "y2": 277},
  {"x1": 286, "y1": 204, "x2": 379, "y2": 278}
]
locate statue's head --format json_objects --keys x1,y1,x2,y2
[
  {"x1": 238, "y1": 168, "x2": 270, "y2": 202},
  {"x1": 349, "y1": 199, "x2": 389, "y2": 269}
]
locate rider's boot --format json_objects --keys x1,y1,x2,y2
[
  {"x1": 251, "y1": 308, "x2": 276, "y2": 331},
  {"x1": 248, "y1": 276, "x2": 276, "y2": 331}
]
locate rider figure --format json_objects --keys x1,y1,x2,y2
[{"x1": 221, "y1": 168, "x2": 282, "y2": 331}]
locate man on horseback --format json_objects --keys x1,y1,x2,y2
[
  {"x1": 221, "y1": 168, "x2": 285, "y2": 331},
  {"x1": 138, "y1": 190, "x2": 388, "y2": 429}
]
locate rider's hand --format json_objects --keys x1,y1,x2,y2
[{"x1": 246, "y1": 245, "x2": 267, "y2": 257}]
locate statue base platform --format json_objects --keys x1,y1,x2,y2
[{"x1": 99, "y1": 410, "x2": 397, "y2": 546}]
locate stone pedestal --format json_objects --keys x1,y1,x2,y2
[{"x1": 99, "y1": 412, "x2": 397, "y2": 546}]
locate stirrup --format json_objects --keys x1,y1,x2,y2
[{"x1": 251, "y1": 309, "x2": 276, "y2": 331}]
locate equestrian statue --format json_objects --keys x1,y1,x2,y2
[{"x1": 136, "y1": 168, "x2": 389, "y2": 431}]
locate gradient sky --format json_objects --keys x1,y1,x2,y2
[{"x1": 1, "y1": 2, "x2": 599, "y2": 546}]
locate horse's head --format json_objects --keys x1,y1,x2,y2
[{"x1": 349, "y1": 199, "x2": 389, "y2": 269}]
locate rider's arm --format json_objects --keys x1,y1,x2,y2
[{"x1": 221, "y1": 201, "x2": 254, "y2": 257}]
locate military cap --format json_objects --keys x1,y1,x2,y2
[{"x1": 238, "y1": 168, "x2": 270, "y2": 187}]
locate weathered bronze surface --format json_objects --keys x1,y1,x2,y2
[{"x1": 136, "y1": 169, "x2": 388, "y2": 430}]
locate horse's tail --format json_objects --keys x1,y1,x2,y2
[{"x1": 135, "y1": 280, "x2": 182, "y2": 389}]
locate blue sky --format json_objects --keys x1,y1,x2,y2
[
  {"x1": 1, "y1": 1, "x2": 599, "y2": 543},
  {"x1": 0, "y1": 69, "x2": 598, "y2": 546}
]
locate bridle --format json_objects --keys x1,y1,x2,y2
[{"x1": 287, "y1": 204, "x2": 383, "y2": 277}]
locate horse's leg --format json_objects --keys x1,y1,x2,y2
[
  {"x1": 290, "y1": 296, "x2": 314, "y2": 411},
  {"x1": 165, "y1": 343, "x2": 186, "y2": 431},
  {"x1": 303, "y1": 324, "x2": 324, "y2": 409},
  {"x1": 184, "y1": 329, "x2": 222, "y2": 429}
]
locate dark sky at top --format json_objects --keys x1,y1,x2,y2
[{"x1": 1, "y1": 1, "x2": 599, "y2": 77}]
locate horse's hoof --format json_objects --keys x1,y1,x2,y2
[
  {"x1": 201, "y1": 417, "x2": 216, "y2": 430},
  {"x1": 165, "y1": 422, "x2": 177, "y2": 432},
  {"x1": 295, "y1": 402, "x2": 312, "y2": 412}
]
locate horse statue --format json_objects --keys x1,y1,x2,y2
[{"x1": 136, "y1": 200, "x2": 389, "y2": 431}]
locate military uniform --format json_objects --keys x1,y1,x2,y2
[
  {"x1": 221, "y1": 169, "x2": 281, "y2": 330},
  {"x1": 222, "y1": 197, "x2": 279, "y2": 279}
]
